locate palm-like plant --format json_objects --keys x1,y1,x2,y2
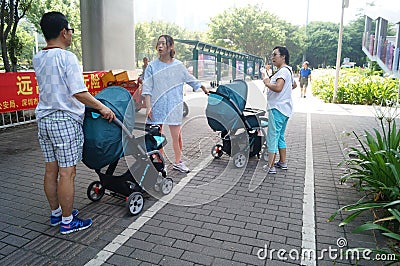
[
  {"x1": 329, "y1": 102, "x2": 400, "y2": 264},
  {"x1": 340, "y1": 103, "x2": 400, "y2": 201}
]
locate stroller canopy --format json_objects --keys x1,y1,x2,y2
[
  {"x1": 82, "y1": 86, "x2": 135, "y2": 170},
  {"x1": 206, "y1": 80, "x2": 248, "y2": 131}
]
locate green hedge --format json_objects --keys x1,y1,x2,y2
[{"x1": 312, "y1": 68, "x2": 399, "y2": 105}]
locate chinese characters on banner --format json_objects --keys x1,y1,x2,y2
[{"x1": 0, "y1": 71, "x2": 107, "y2": 113}]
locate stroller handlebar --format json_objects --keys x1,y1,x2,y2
[
  {"x1": 113, "y1": 117, "x2": 134, "y2": 139},
  {"x1": 86, "y1": 107, "x2": 134, "y2": 139}
]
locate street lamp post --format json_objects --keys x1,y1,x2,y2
[
  {"x1": 303, "y1": 0, "x2": 310, "y2": 63},
  {"x1": 333, "y1": 0, "x2": 349, "y2": 103}
]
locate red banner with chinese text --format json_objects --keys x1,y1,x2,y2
[{"x1": 0, "y1": 71, "x2": 107, "y2": 113}]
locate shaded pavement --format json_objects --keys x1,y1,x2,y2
[{"x1": 0, "y1": 80, "x2": 393, "y2": 265}]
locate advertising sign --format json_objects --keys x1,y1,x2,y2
[{"x1": 0, "y1": 71, "x2": 107, "y2": 113}]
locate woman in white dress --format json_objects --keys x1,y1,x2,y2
[{"x1": 142, "y1": 35, "x2": 208, "y2": 173}]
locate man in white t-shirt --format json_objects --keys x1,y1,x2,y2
[{"x1": 34, "y1": 11, "x2": 115, "y2": 234}]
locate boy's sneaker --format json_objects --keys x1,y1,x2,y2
[
  {"x1": 50, "y1": 209, "x2": 79, "y2": 226},
  {"x1": 262, "y1": 165, "x2": 277, "y2": 174},
  {"x1": 173, "y1": 162, "x2": 190, "y2": 173},
  {"x1": 60, "y1": 216, "x2": 92, "y2": 235},
  {"x1": 274, "y1": 161, "x2": 288, "y2": 170}
]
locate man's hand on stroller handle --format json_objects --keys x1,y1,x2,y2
[
  {"x1": 99, "y1": 106, "x2": 116, "y2": 122},
  {"x1": 74, "y1": 91, "x2": 115, "y2": 122}
]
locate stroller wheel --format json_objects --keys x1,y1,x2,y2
[
  {"x1": 87, "y1": 181, "x2": 105, "y2": 202},
  {"x1": 161, "y1": 169, "x2": 167, "y2": 178},
  {"x1": 161, "y1": 178, "x2": 173, "y2": 195},
  {"x1": 154, "y1": 172, "x2": 164, "y2": 192},
  {"x1": 211, "y1": 144, "x2": 223, "y2": 158},
  {"x1": 262, "y1": 151, "x2": 268, "y2": 161},
  {"x1": 183, "y1": 102, "x2": 189, "y2": 117},
  {"x1": 126, "y1": 192, "x2": 144, "y2": 215},
  {"x1": 233, "y1": 152, "x2": 247, "y2": 168}
]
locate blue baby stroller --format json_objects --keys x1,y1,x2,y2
[
  {"x1": 82, "y1": 86, "x2": 173, "y2": 215},
  {"x1": 206, "y1": 80, "x2": 268, "y2": 168}
]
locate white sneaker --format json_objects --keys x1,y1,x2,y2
[
  {"x1": 262, "y1": 165, "x2": 276, "y2": 174},
  {"x1": 274, "y1": 161, "x2": 288, "y2": 170},
  {"x1": 173, "y1": 162, "x2": 190, "y2": 173}
]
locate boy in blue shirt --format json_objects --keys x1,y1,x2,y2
[{"x1": 299, "y1": 61, "x2": 312, "y2": 98}]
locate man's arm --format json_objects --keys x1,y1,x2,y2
[{"x1": 74, "y1": 91, "x2": 115, "y2": 122}]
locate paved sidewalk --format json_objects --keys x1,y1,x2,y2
[{"x1": 0, "y1": 81, "x2": 393, "y2": 265}]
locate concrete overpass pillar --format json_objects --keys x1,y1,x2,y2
[{"x1": 80, "y1": 0, "x2": 135, "y2": 71}]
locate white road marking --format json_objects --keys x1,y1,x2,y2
[
  {"x1": 301, "y1": 112, "x2": 316, "y2": 266},
  {"x1": 85, "y1": 156, "x2": 213, "y2": 266}
]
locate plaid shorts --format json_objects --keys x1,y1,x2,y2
[{"x1": 37, "y1": 111, "x2": 84, "y2": 167}]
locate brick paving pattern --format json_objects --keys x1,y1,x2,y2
[{"x1": 0, "y1": 88, "x2": 394, "y2": 265}]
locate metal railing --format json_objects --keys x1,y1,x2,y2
[{"x1": 0, "y1": 109, "x2": 36, "y2": 129}]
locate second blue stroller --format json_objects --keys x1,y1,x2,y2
[
  {"x1": 206, "y1": 80, "x2": 268, "y2": 168},
  {"x1": 82, "y1": 86, "x2": 173, "y2": 215}
]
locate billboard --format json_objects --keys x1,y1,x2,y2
[{"x1": 0, "y1": 71, "x2": 107, "y2": 113}]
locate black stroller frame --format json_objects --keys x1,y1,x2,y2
[{"x1": 86, "y1": 118, "x2": 173, "y2": 216}]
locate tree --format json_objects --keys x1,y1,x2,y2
[
  {"x1": 281, "y1": 21, "x2": 305, "y2": 70},
  {"x1": 207, "y1": 5, "x2": 289, "y2": 58},
  {"x1": 1, "y1": 0, "x2": 33, "y2": 72},
  {"x1": 1, "y1": 2, "x2": 375, "y2": 73},
  {"x1": 0, "y1": 0, "x2": 81, "y2": 72},
  {"x1": 342, "y1": 17, "x2": 367, "y2": 67},
  {"x1": 305, "y1": 22, "x2": 339, "y2": 68},
  {"x1": 15, "y1": 20, "x2": 35, "y2": 67},
  {"x1": 134, "y1": 21, "x2": 202, "y2": 66},
  {"x1": 26, "y1": 0, "x2": 81, "y2": 59},
  {"x1": 135, "y1": 22, "x2": 152, "y2": 67}
]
